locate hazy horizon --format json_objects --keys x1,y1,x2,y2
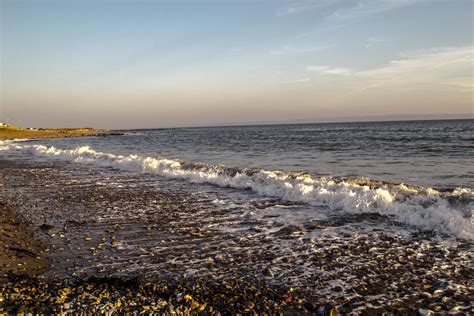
[
  {"x1": 1, "y1": 113, "x2": 471, "y2": 130},
  {"x1": 1, "y1": 0, "x2": 473, "y2": 129}
]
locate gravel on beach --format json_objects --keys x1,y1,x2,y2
[{"x1": 0, "y1": 159, "x2": 472, "y2": 314}]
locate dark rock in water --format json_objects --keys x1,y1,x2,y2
[
  {"x1": 96, "y1": 132, "x2": 125, "y2": 137},
  {"x1": 303, "y1": 221, "x2": 317, "y2": 230},
  {"x1": 273, "y1": 225, "x2": 303, "y2": 237},
  {"x1": 64, "y1": 220, "x2": 86, "y2": 227}
]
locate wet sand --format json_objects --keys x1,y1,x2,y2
[
  {"x1": 0, "y1": 200, "x2": 49, "y2": 280},
  {"x1": 0, "y1": 159, "x2": 472, "y2": 314}
]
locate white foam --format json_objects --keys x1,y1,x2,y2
[{"x1": 1, "y1": 140, "x2": 473, "y2": 240}]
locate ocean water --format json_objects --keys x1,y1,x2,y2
[{"x1": 1, "y1": 119, "x2": 473, "y2": 240}]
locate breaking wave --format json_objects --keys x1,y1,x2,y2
[{"x1": 1, "y1": 140, "x2": 473, "y2": 240}]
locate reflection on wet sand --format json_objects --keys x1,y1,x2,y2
[{"x1": 0, "y1": 160, "x2": 472, "y2": 313}]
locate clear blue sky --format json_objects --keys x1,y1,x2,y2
[{"x1": 1, "y1": 0, "x2": 473, "y2": 128}]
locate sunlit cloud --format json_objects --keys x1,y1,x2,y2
[
  {"x1": 306, "y1": 45, "x2": 473, "y2": 93},
  {"x1": 358, "y1": 46, "x2": 473, "y2": 81},
  {"x1": 284, "y1": 77, "x2": 312, "y2": 83},
  {"x1": 445, "y1": 78, "x2": 474, "y2": 93},
  {"x1": 305, "y1": 66, "x2": 353, "y2": 76}
]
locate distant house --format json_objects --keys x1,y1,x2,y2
[{"x1": 0, "y1": 123, "x2": 8, "y2": 127}]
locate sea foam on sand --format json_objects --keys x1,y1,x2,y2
[{"x1": 1, "y1": 140, "x2": 472, "y2": 240}]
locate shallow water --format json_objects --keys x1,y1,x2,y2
[
  {"x1": 1, "y1": 119, "x2": 472, "y2": 240},
  {"x1": 25, "y1": 119, "x2": 474, "y2": 189}
]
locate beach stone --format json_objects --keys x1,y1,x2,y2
[{"x1": 262, "y1": 267, "x2": 274, "y2": 278}]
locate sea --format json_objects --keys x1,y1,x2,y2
[{"x1": 1, "y1": 119, "x2": 473, "y2": 241}]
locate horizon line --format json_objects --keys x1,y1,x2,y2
[
  {"x1": 118, "y1": 114, "x2": 472, "y2": 131},
  {"x1": 4, "y1": 113, "x2": 472, "y2": 130}
]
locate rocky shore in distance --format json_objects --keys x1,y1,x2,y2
[{"x1": 0, "y1": 125, "x2": 123, "y2": 140}]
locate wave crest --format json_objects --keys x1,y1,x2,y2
[{"x1": 1, "y1": 141, "x2": 472, "y2": 240}]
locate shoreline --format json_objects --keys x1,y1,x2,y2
[
  {"x1": 0, "y1": 160, "x2": 306, "y2": 313},
  {"x1": 0, "y1": 158, "x2": 472, "y2": 313},
  {"x1": 0, "y1": 198, "x2": 308, "y2": 314}
]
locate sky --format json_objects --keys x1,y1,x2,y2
[{"x1": 1, "y1": 0, "x2": 473, "y2": 128}]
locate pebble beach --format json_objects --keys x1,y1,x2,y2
[{"x1": 1, "y1": 157, "x2": 472, "y2": 314}]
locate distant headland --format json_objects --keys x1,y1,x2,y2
[{"x1": 0, "y1": 124, "x2": 116, "y2": 140}]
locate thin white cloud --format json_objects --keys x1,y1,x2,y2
[
  {"x1": 306, "y1": 45, "x2": 474, "y2": 92},
  {"x1": 365, "y1": 37, "x2": 391, "y2": 48},
  {"x1": 270, "y1": 44, "x2": 333, "y2": 56},
  {"x1": 295, "y1": 22, "x2": 347, "y2": 39},
  {"x1": 359, "y1": 46, "x2": 472, "y2": 80},
  {"x1": 284, "y1": 77, "x2": 312, "y2": 83},
  {"x1": 328, "y1": 0, "x2": 422, "y2": 20},
  {"x1": 282, "y1": 0, "x2": 423, "y2": 40},
  {"x1": 277, "y1": 0, "x2": 423, "y2": 18},
  {"x1": 445, "y1": 78, "x2": 474, "y2": 93},
  {"x1": 275, "y1": 0, "x2": 338, "y2": 17},
  {"x1": 229, "y1": 46, "x2": 246, "y2": 52},
  {"x1": 306, "y1": 66, "x2": 353, "y2": 76}
]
